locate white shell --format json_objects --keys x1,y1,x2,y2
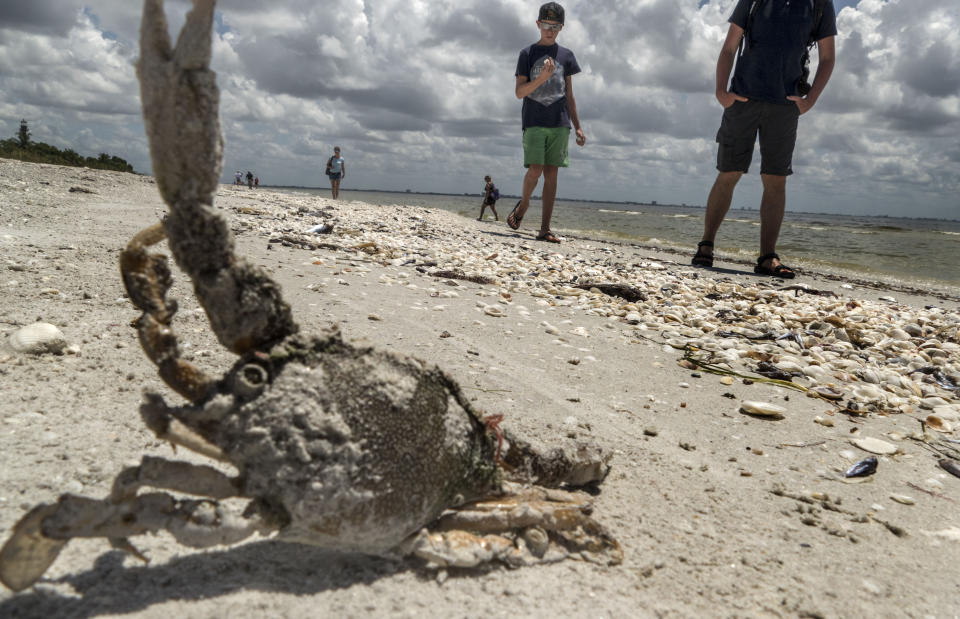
[
  {"x1": 890, "y1": 494, "x2": 915, "y2": 505},
  {"x1": 851, "y1": 437, "x2": 897, "y2": 455},
  {"x1": 740, "y1": 401, "x2": 786, "y2": 419},
  {"x1": 6, "y1": 322, "x2": 67, "y2": 355}
]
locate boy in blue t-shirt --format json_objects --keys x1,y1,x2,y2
[
  {"x1": 506, "y1": 2, "x2": 586, "y2": 244},
  {"x1": 692, "y1": 0, "x2": 837, "y2": 279}
]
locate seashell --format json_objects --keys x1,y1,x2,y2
[
  {"x1": 845, "y1": 456, "x2": 878, "y2": 478},
  {"x1": 858, "y1": 368, "x2": 881, "y2": 384},
  {"x1": 740, "y1": 401, "x2": 786, "y2": 420},
  {"x1": 887, "y1": 328, "x2": 911, "y2": 341},
  {"x1": 814, "y1": 416, "x2": 835, "y2": 427},
  {"x1": 902, "y1": 324, "x2": 924, "y2": 337},
  {"x1": 483, "y1": 305, "x2": 505, "y2": 318},
  {"x1": 890, "y1": 494, "x2": 915, "y2": 505},
  {"x1": 812, "y1": 386, "x2": 844, "y2": 401},
  {"x1": 853, "y1": 385, "x2": 885, "y2": 402},
  {"x1": 851, "y1": 437, "x2": 897, "y2": 455},
  {"x1": 920, "y1": 397, "x2": 949, "y2": 410},
  {"x1": 939, "y1": 459, "x2": 960, "y2": 479},
  {"x1": 6, "y1": 322, "x2": 67, "y2": 355},
  {"x1": 932, "y1": 405, "x2": 960, "y2": 423},
  {"x1": 925, "y1": 415, "x2": 953, "y2": 433}
]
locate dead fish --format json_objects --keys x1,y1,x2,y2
[
  {"x1": 845, "y1": 456, "x2": 878, "y2": 478},
  {"x1": 940, "y1": 459, "x2": 960, "y2": 479}
]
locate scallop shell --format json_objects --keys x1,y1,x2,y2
[
  {"x1": 740, "y1": 401, "x2": 786, "y2": 419},
  {"x1": 850, "y1": 437, "x2": 897, "y2": 455},
  {"x1": 6, "y1": 323, "x2": 67, "y2": 355}
]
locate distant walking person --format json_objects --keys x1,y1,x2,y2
[
  {"x1": 234, "y1": 170, "x2": 242, "y2": 185},
  {"x1": 506, "y1": 2, "x2": 586, "y2": 244},
  {"x1": 478, "y1": 175, "x2": 500, "y2": 221},
  {"x1": 691, "y1": 0, "x2": 836, "y2": 279},
  {"x1": 325, "y1": 146, "x2": 345, "y2": 200},
  {"x1": 246, "y1": 170, "x2": 253, "y2": 189},
  {"x1": 254, "y1": 175, "x2": 259, "y2": 188}
]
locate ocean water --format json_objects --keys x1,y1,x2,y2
[{"x1": 283, "y1": 188, "x2": 960, "y2": 293}]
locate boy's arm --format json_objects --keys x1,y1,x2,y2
[
  {"x1": 565, "y1": 76, "x2": 586, "y2": 146},
  {"x1": 341, "y1": 160, "x2": 346, "y2": 178},
  {"x1": 515, "y1": 58, "x2": 556, "y2": 99}
]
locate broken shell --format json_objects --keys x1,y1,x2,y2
[
  {"x1": 845, "y1": 456, "x2": 878, "y2": 478},
  {"x1": 740, "y1": 401, "x2": 786, "y2": 420},
  {"x1": 6, "y1": 322, "x2": 67, "y2": 355},
  {"x1": 814, "y1": 416, "x2": 835, "y2": 427},
  {"x1": 940, "y1": 459, "x2": 960, "y2": 479},
  {"x1": 890, "y1": 494, "x2": 915, "y2": 505},
  {"x1": 719, "y1": 376, "x2": 735, "y2": 386},
  {"x1": 850, "y1": 437, "x2": 897, "y2": 455}
]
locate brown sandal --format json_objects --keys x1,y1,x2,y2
[{"x1": 536, "y1": 230, "x2": 560, "y2": 244}]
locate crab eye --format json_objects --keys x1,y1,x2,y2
[{"x1": 236, "y1": 363, "x2": 269, "y2": 398}]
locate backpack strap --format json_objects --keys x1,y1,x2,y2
[{"x1": 739, "y1": 0, "x2": 765, "y2": 57}]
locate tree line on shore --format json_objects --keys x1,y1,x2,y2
[{"x1": 0, "y1": 120, "x2": 135, "y2": 173}]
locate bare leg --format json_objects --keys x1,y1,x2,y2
[
  {"x1": 490, "y1": 203, "x2": 499, "y2": 220},
  {"x1": 478, "y1": 204, "x2": 486, "y2": 220},
  {"x1": 759, "y1": 173, "x2": 787, "y2": 268},
  {"x1": 540, "y1": 166, "x2": 559, "y2": 233},
  {"x1": 518, "y1": 165, "x2": 544, "y2": 218},
  {"x1": 698, "y1": 171, "x2": 743, "y2": 258}
]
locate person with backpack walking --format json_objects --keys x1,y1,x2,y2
[
  {"x1": 325, "y1": 146, "x2": 345, "y2": 200},
  {"x1": 691, "y1": 0, "x2": 836, "y2": 279},
  {"x1": 506, "y1": 2, "x2": 586, "y2": 244},
  {"x1": 478, "y1": 175, "x2": 500, "y2": 221}
]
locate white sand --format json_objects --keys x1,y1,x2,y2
[{"x1": 1, "y1": 159, "x2": 959, "y2": 617}]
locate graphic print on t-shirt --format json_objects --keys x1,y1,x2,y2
[{"x1": 528, "y1": 55, "x2": 566, "y2": 107}]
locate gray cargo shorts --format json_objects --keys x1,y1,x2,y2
[{"x1": 716, "y1": 100, "x2": 800, "y2": 176}]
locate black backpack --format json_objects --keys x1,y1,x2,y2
[{"x1": 739, "y1": 0, "x2": 827, "y2": 95}]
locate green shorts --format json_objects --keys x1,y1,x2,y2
[{"x1": 522, "y1": 127, "x2": 570, "y2": 168}]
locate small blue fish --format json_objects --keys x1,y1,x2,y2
[{"x1": 845, "y1": 456, "x2": 878, "y2": 478}]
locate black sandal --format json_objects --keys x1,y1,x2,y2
[
  {"x1": 754, "y1": 252, "x2": 796, "y2": 279},
  {"x1": 536, "y1": 230, "x2": 560, "y2": 243},
  {"x1": 691, "y1": 240, "x2": 714, "y2": 268},
  {"x1": 507, "y1": 201, "x2": 523, "y2": 230}
]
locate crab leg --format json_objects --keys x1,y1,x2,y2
[
  {"x1": 120, "y1": 223, "x2": 217, "y2": 401},
  {"x1": 137, "y1": 0, "x2": 297, "y2": 354},
  {"x1": 110, "y1": 455, "x2": 240, "y2": 501},
  {"x1": 0, "y1": 457, "x2": 267, "y2": 592}
]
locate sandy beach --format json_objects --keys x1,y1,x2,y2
[{"x1": 1, "y1": 158, "x2": 959, "y2": 618}]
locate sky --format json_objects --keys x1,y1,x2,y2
[{"x1": 0, "y1": 0, "x2": 958, "y2": 219}]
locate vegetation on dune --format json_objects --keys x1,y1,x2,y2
[{"x1": 0, "y1": 120, "x2": 136, "y2": 173}]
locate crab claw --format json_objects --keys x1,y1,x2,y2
[
  {"x1": 0, "y1": 504, "x2": 68, "y2": 592},
  {"x1": 135, "y1": 0, "x2": 297, "y2": 354},
  {"x1": 137, "y1": 0, "x2": 222, "y2": 208}
]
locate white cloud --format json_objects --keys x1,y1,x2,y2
[{"x1": 0, "y1": 0, "x2": 957, "y2": 218}]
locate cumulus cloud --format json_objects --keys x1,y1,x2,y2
[{"x1": 0, "y1": 0, "x2": 957, "y2": 218}]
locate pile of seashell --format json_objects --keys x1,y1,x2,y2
[{"x1": 227, "y1": 189, "x2": 960, "y2": 432}]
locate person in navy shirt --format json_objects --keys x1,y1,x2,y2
[
  {"x1": 506, "y1": 2, "x2": 586, "y2": 244},
  {"x1": 692, "y1": 0, "x2": 837, "y2": 279}
]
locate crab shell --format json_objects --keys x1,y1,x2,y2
[{"x1": 149, "y1": 331, "x2": 502, "y2": 553}]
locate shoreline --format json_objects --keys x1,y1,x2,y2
[{"x1": 1, "y1": 159, "x2": 959, "y2": 617}]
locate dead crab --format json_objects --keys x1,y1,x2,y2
[{"x1": 0, "y1": 0, "x2": 620, "y2": 592}]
